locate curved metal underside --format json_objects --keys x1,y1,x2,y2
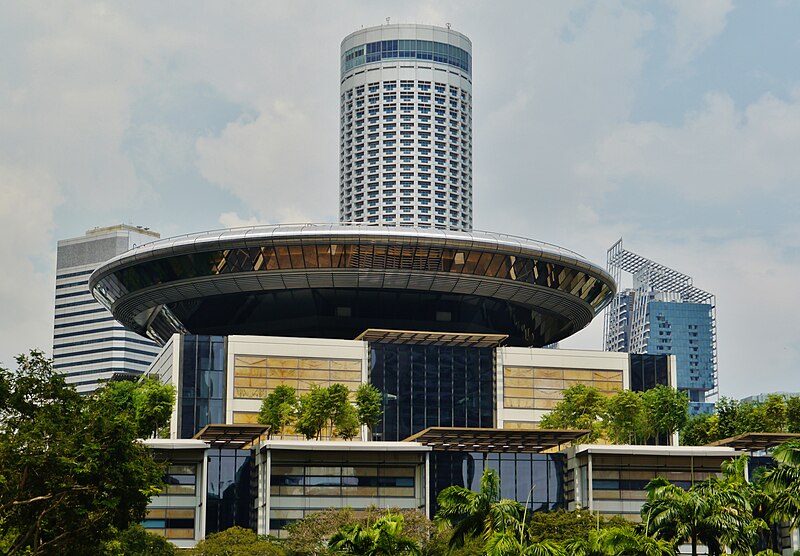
[{"x1": 89, "y1": 225, "x2": 616, "y2": 347}]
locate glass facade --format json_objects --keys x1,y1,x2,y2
[
  {"x1": 142, "y1": 508, "x2": 195, "y2": 540},
  {"x1": 646, "y1": 301, "x2": 714, "y2": 414},
  {"x1": 179, "y1": 335, "x2": 226, "y2": 438},
  {"x1": 628, "y1": 354, "x2": 670, "y2": 392},
  {"x1": 95, "y1": 242, "x2": 612, "y2": 312},
  {"x1": 430, "y1": 452, "x2": 564, "y2": 515},
  {"x1": 206, "y1": 448, "x2": 253, "y2": 535},
  {"x1": 342, "y1": 40, "x2": 472, "y2": 74},
  {"x1": 369, "y1": 343, "x2": 494, "y2": 441}
]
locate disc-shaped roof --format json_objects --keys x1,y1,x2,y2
[{"x1": 90, "y1": 224, "x2": 616, "y2": 347}]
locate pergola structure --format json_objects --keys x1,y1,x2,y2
[
  {"x1": 707, "y1": 432, "x2": 800, "y2": 452},
  {"x1": 402, "y1": 427, "x2": 589, "y2": 453},
  {"x1": 355, "y1": 329, "x2": 507, "y2": 347},
  {"x1": 193, "y1": 423, "x2": 270, "y2": 449}
]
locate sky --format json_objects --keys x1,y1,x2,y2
[{"x1": 1, "y1": 1, "x2": 798, "y2": 399}]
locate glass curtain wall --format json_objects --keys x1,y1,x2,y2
[
  {"x1": 206, "y1": 448, "x2": 253, "y2": 534},
  {"x1": 430, "y1": 452, "x2": 564, "y2": 515},
  {"x1": 179, "y1": 335, "x2": 226, "y2": 438},
  {"x1": 369, "y1": 343, "x2": 494, "y2": 441}
]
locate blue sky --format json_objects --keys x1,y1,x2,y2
[{"x1": 1, "y1": 1, "x2": 798, "y2": 398}]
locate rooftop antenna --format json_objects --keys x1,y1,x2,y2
[
  {"x1": 386, "y1": 17, "x2": 390, "y2": 25},
  {"x1": 446, "y1": 22, "x2": 451, "y2": 29}
]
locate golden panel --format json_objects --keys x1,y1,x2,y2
[
  {"x1": 504, "y1": 387, "x2": 535, "y2": 399},
  {"x1": 267, "y1": 378, "x2": 297, "y2": 389},
  {"x1": 299, "y1": 358, "x2": 328, "y2": 369},
  {"x1": 235, "y1": 356, "x2": 267, "y2": 367},
  {"x1": 330, "y1": 359, "x2": 361, "y2": 371},
  {"x1": 296, "y1": 369, "x2": 331, "y2": 381},
  {"x1": 233, "y1": 412, "x2": 259, "y2": 424},
  {"x1": 503, "y1": 377, "x2": 534, "y2": 388},
  {"x1": 379, "y1": 487, "x2": 415, "y2": 497},
  {"x1": 306, "y1": 486, "x2": 340, "y2": 496},
  {"x1": 267, "y1": 357, "x2": 300, "y2": 369},
  {"x1": 532, "y1": 388, "x2": 564, "y2": 400},
  {"x1": 342, "y1": 486, "x2": 379, "y2": 496},
  {"x1": 594, "y1": 491, "x2": 621, "y2": 500},
  {"x1": 564, "y1": 369, "x2": 594, "y2": 380},
  {"x1": 272, "y1": 466, "x2": 304, "y2": 475},
  {"x1": 503, "y1": 397, "x2": 535, "y2": 409},
  {"x1": 166, "y1": 509, "x2": 194, "y2": 519},
  {"x1": 595, "y1": 381, "x2": 622, "y2": 391},
  {"x1": 503, "y1": 366, "x2": 533, "y2": 378},
  {"x1": 147, "y1": 509, "x2": 166, "y2": 519},
  {"x1": 267, "y1": 368, "x2": 299, "y2": 379},
  {"x1": 563, "y1": 379, "x2": 594, "y2": 388},
  {"x1": 593, "y1": 370, "x2": 622, "y2": 381},
  {"x1": 234, "y1": 387, "x2": 264, "y2": 399},
  {"x1": 532, "y1": 378, "x2": 563, "y2": 389},
  {"x1": 533, "y1": 368, "x2": 563, "y2": 379},
  {"x1": 165, "y1": 529, "x2": 195, "y2": 540},
  {"x1": 502, "y1": 421, "x2": 537, "y2": 430},
  {"x1": 331, "y1": 370, "x2": 361, "y2": 381},
  {"x1": 533, "y1": 398, "x2": 559, "y2": 410}
]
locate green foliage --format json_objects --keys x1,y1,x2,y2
[
  {"x1": 334, "y1": 402, "x2": 361, "y2": 440},
  {"x1": 525, "y1": 510, "x2": 630, "y2": 545},
  {"x1": 604, "y1": 390, "x2": 646, "y2": 445},
  {"x1": 541, "y1": 384, "x2": 689, "y2": 445},
  {"x1": 329, "y1": 513, "x2": 421, "y2": 555},
  {"x1": 259, "y1": 385, "x2": 298, "y2": 439},
  {"x1": 355, "y1": 383, "x2": 383, "y2": 435},
  {"x1": 539, "y1": 384, "x2": 607, "y2": 442},
  {"x1": 679, "y1": 413, "x2": 718, "y2": 446},
  {"x1": 105, "y1": 524, "x2": 177, "y2": 555},
  {"x1": 683, "y1": 395, "x2": 800, "y2": 446},
  {"x1": 295, "y1": 385, "x2": 331, "y2": 440},
  {"x1": 95, "y1": 377, "x2": 176, "y2": 438},
  {"x1": 189, "y1": 526, "x2": 285, "y2": 555},
  {"x1": 641, "y1": 385, "x2": 689, "y2": 442},
  {"x1": 0, "y1": 351, "x2": 173, "y2": 555},
  {"x1": 786, "y1": 397, "x2": 800, "y2": 433}
]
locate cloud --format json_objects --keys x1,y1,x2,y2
[
  {"x1": 0, "y1": 160, "x2": 62, "y2": 366},
  {"x1": 197, "y1": 98, "x2": 339, "y2": 224},
  {"x1": 578, "y1": 91, "x2": 800, "y2": 200},
  {"x1": 667, "y1": 0, "x2": 734, "y2": 67}
]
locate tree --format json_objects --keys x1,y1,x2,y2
[
  {"x1": 329, "y1": 513, "x2": 421, "y2": 555},
  {"x1": 760, "y1": 439, "x2": 800, "y2": 530},
  {"x1": 334, "y1": 402, "x2": 360, "y2": 440},
  {"x1": 786, "y1": 397, "x2": 800, "y2": 433},
  {"x1": 94, "y1": 377, "x2": 176, "y2": 438},
  {"x1": 106, "y1": 524, "x2": 177, "y2": 556},
  {"x1": 355, "y1": 383, "x2": 383, "y2": 438},
  {"x1": 680, "y1": 413, "x2": 718, "y2": 446},
  {"x1": 539, "y1": 384, "x2": 607, "y2": 442},
  {"x1": 295, "y1": 385, "x2": 330, "y2": 439},
  {"x1": 641, "y1": 385, "x2": 689, "y2": 443},
  {"x1": 258, "y1": 385, "x2": 297, "y2": 439},
  {"x1": 435, "y1": 468, "x2": 523, "y2": 551},
  {"x1": 756, "y1": 395, "x2": 788, "y2": 433},
  {"x1": 604, "y1": 390, "x2": 645, "y2": 445},
  {"x1": 0, "y1": 351, "x2": 173, "y2": 555},
  {"x1": 189, "y1": 526, "x2": 284, "y2": 555},
  {"x1": 563, "y1": 527, "x2": 673, "y2": 556},
  {"x1": 641, "y1": 476, "x2": 755, "y2": 556}
]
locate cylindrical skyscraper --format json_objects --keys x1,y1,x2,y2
[{"x1": 339, "y1": 24, "x2": 473, "y2": 231}]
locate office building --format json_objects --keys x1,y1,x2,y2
[
  {"x1": 604, "y1": 239, "x2": 717, "y2": 414},
  {"x1": 53, "y1": 224, "x2": 162, "y2": 393},
  {"x1": 339, "y1": 24, "x2": 473, "y2": 230}
]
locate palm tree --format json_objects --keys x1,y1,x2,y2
[
  {"x1": 435, "y1": 468, "x2": 524, "y2": 551},
  {"x1": 760, "y1": 439, "x2": 800, "y2": 530},
  {"x1": 329, "y1": 513, "x2": 421, "y2": 555},
  {"x1": 641, "y1": 476, "x2": 754, "y2": 556},
  {"x1": 563, "y1": 528, "x2": 673, "y2": 556}
]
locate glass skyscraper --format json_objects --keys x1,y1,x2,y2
[{"x1": 604, "y1": 240, "x2": 717, "y2": 414}]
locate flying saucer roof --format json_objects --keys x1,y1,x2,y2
[{"x1": 90, "y1": 224, "x2": 615, "y2": 347}]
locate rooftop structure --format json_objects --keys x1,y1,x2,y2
[{"x1": 90, "y1": 224, "x2": 615, "y2": 348}]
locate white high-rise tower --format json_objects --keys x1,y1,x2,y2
[
  {"x1": 53, "y1": 224, "x2": 162, "y2": 393},
  {"x1": 339, "y1": 24, "x2": 473, "y2": 230}
]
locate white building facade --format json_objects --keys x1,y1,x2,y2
[
  {"x1": 339, "y1": 24, "x2": 473, "y2": 230},
  {"x1": 53, "y1": 224, "x2": 161, "y2": 393}
]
